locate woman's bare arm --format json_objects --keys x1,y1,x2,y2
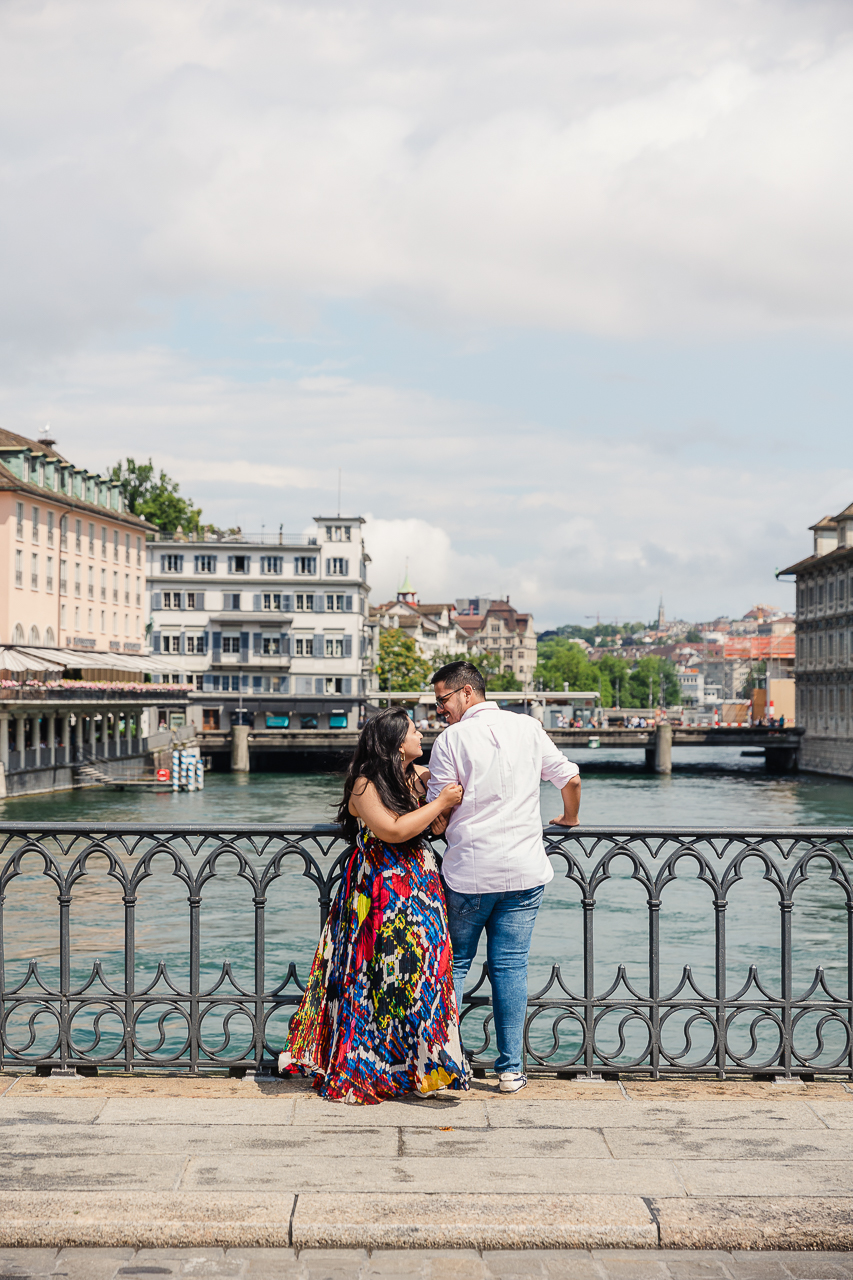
[{"x1": 350, "y1": 777, "x2": 462, "y2": 843}]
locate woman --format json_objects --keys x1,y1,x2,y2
[{"x1": 278, "y1": 707, "x2": 468, "y2": 1104}]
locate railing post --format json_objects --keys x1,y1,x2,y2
[
  {"x1": 123, "y1": 887, "x2": 136, "y2": 1073},
  {"x1": 780, "y1": 896, "x2": 793, "y2": 1078},
  {"x1": 188, "y1": 889, "x2": 201, "y2": 1073},
  {"x1": 582, "y1": 894, "x2": 595, "y2": 1077},
  {"x1": 848, "y1": 902, "x2": 853, "y2": 1080},
  {"x1": 714, "y1": 896, "x2": 727, "y2": 1079},
  {"x1": 58, "y1": 881, "x2": 72, "y2": 1071},
  {"x1": 254, "y1": 891, "x2": 266, "y2": 1069},
  {"x1": 648, "y1": 895, "x2": 661, "y2": 1079}
]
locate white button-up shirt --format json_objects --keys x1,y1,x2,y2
[{"x1": 426, "y1": 701, "x2": 579, "y2": 894}]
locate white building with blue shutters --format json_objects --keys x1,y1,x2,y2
[{"x1": 146, "y1": 517, "x2": 371, "y2": 730}]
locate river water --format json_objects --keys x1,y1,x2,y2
[{"x1": 2, "y1": 746, "x2": 852, "y2": 1070}]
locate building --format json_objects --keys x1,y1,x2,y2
[
  {"x1": 778, "y1": 503, "x2": 853, "y2": 777},
  {"x1": 148, "y1": 516, "x2": 372, "y2": 730},
  {"x1": 0, "y1": 427, "x2": 150, "y2": 653},
  {"x1": 369, "y1": 571, "x2": 468, "y2": 674},
  {"x1": 454, "y1": 597, "x2": 538, "y2": 689},
  {"x1": 678, "y1": 669, "x2": 704, "y2": 706}
]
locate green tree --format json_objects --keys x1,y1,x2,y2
[
  {"x1": 685, "y1": 629, "x2": 703, "y2": 643},
  {"x1": 376, "y1": 628, "x2": 432, "y2": 691},
  {"x1": 534, "y1": 638, "x2": 613, "y2": 705},
  {"x1": 110, "y1": 458, "x2": 202, "y2": 533},
  {"x1": 625, "y1": 656, "x2": 681, "y2": 708},
  {"x1": 431, "y1": 649, "x2": 523, "y2": 691}
]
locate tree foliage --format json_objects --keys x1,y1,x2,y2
[
  {"x1": 431, "y1": 649, "x2": 522, "y2": 691},
  {"x1": 375, "y1": 628, "x2": 432, "y2": 692},
  {"x1": 534, "y1": 638, "x2": 681, "y2": 707},
  {"x1": 110, "y1": 458, "x2": 203, "y2": 533}
]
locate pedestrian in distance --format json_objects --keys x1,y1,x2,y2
[
  {"x1": 427, "y1": 660, "x2": 581, "y2": 1094},
  {"x1": 278, "y1": 707, "x2": 468, "y2": 1104}
]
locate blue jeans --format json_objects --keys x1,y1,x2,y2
[{"x1": 443, "y1": 882, "x2": 545, "y2": 1075}]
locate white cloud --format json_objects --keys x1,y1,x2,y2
[{"x1": 2, "y1": 0, "x2": 853, "y2": 351}]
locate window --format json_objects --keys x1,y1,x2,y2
[
  {"x1": 294, "y1": 637, "x2": 308, "y2": 656},
  {"x1": 325, "y1": 636, "x2": 344, "y2": 657},
  {"x1": 161, "y1": 554, "x2": 184, "y2": 572},
  {"x1": 186, "y1": 635, "x2": 198, "y2": 654},
  {"x1": 818, "y1": 584, "x2": 825, "y2": 605},
  {"x1": 829, "y1": 632, "x2": 835, "y2": 657},
  {"x1": 327, "y1": 557, "x2": 349, "y2": 575},
  {"x1": 162, "y1": 635, "x2": 177, "y2": 654},
  {"x1": 100, "y1": 568, "x2": 106, "y2": 601},
  {"x1": 294, "y1": 556, "x2": 317, "y2": 575},
  {"x1": 74, "y1": 606, "x2": 80, "y2": 630},
  {"x1": 100, "y1": 525, "x2": 107, "y2": 557},
  {"x1": 14, "y1": 549, "x2": 22, "y2": 587},
  {"x1": 829, "y1": 582, "x2": 836, "y2": 604},
  {"x1": 16, "y1": 502, "x2": 24, "y2": 539},
  {"x1": 88, "y1": 522, "x2": 95, "y2": 555},
  {"x1": 31, "y1": 506, "x2": 39, "y2": 541},
  {"x1": 808, "y1": 585, "x2": 815, "y2": 608},
  {"x1": 60, "y1": 603, "x2": 66, "y2": 629},
  {"x1": 263, "y1": 593, "x2": 282, "y2": 610},
  {"x1": 86, "y1": 565, "x2": 94, "y2": 599},
  {"x1": 222, "y1": 636, "x2": 240, "y2": 653},
  {"x1": 125, "y1": 533, "x2": 131, "y2": 564},
  {"x1": 225, "y1": 593, "x2": 241, "y2": 610},
  {"x1": 87, "y1": 608, "x2": 93, "y2": 632},
  {"x1": 818, "y1": 635, "x2": 824, "y2": 658},
  {"x1": 491, "y1": 624, "x2": 500, "y2": 633},
  {"x1": 262, "y1": 636, "x2": 281, "y2": 654},
  {"x1": 809, "y1": 636, "x2": 814, "y2": 659},
  {"x1": 60, "y1": 515, "x2": 68, "y2": 549},
  {"x1": 136, "y1": 536, "x2": 142, "y2": 567},
  {"x1": 228, "y1": 555, "x2": 250, "y2": 573},
  {"x1": 46, "y1": 511, "x2": 54, "y2": 547},
  {"x1": 186, "y1": 591, "x2": 195, "y2": 608},
  {"x1": 101, "y1": 610, "x2": 106, "y2": 633},
  {"x1": 295, "y1": 593, "x2": 314, "y2": 611},
  {"x1": 135, "y1": 577, "x2": 141, "y2": 607},
  {"x1": 195, "y1": 555, "x2": 217, "y2": 573},
  {"x1": 60, "y1": 560, "x2": 67, "y2": 595},
  {"x1": 113, "y1": 571, "x2": 119, "y2": 604},
  {"x1": 261, "y1": 556, "x2": 283, "y2": 574},
  {"x1": 124, "y1": 614, "x2": 129, "y2": 635},
  {"x1": 46, "y1": 556, "x2": 53, "y2": 593},
  {"x1": 162, "y1": 591, "x2": 182, "y2": 609},
  {"x1": 124, "y1": 574, "x2": 130, "y2": 605},
  {"x1": 325, "y1": 525, "x2": 351, "y2": 542},
  {"x1": 114, "y1": 530, "x2": 119, "y2": 561},
  {"x1": 203, "y1": 708, "x2": 220, "y2": 730},
  {"x1": 75, "y1": 519, "x2": 82, "y2": 552}
]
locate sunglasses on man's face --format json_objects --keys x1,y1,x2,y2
[{"x1": 435, "y1": 687, "x2": 469, "y2": 709}]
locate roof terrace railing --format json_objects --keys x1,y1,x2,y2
[{"x1": 1, "y1": 824, "x2": 851, "y2": 1078}]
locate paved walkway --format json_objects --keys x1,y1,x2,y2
[{"x1": 0, "y1": 1074, "x2": 852, "y2": 1255}]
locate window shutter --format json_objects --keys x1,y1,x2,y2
[
  {"x1": 313, "y1": 634, "x2": 324, "y2": 658},
  {"x1": 231, "y1": 593, "x2": 241, "y2": 611},
  {"x1": 358, "y1": 596, "x2": 364, "y2": 614},
  {"x1": 293, "y1": 557, "x2": 300, "y2": 574},
  {"x1": 281, "y1": 632, "x2": 290, "y2": 655},
  {"x1": 343, "y1": 677, "x2": 352, "y2": 695},
  {"x1": 344, "y1": 635, "x2": 352, "y2": 657},
  {"x1": 212, "y1": 631, "x2": 222, "y2": 655},
  {"x1": 325, "y1": 558, "x2": 331, "y2": 574},
  {"x1": 343, "y1": 559, "x2": 349, "y2": 575},
  {"x1": 180, "y1": 633, "x2": 186, "y2": 654},
  {"x1": 195, "y1": 592, "x2": 204, "y2": 610},
  {"x1": 202, "y1": 673, "x2": 213, "y2": 691},
  {"x1": 253, "y1": 632, "x2": 261, "y2": 654},
  {"x1": 228, "y1": 556, "x2": 234, "y2": 573},
  {"x1": 253, "y1": 594, "x2": 261, "y2": 611},
  {"x1": 152, "y1": 591, "x2": 161, "y2": 610},
  {"x1": 314, "y1": 677, "x2": 324, "y2": 694},
  {"x1": 345, "y1": 595, "x2": 353, "y2": 612},
  {"x1": 241, "y1": 673, "x2": 249, "y2": 690},
  {"x1": 160, "y1": 556, "x2": 166, "y2": 572},
  {"x1": 240, "y1": 632, "x2": 249, "y2": 660},
  {"x1": 173, "y1": 592, "x2": 182, "y2": 611},
  {"x1": 282, "y1": 593, "x2": 293, "y2": 611},
  {"x1": 314, "y1": 593, "x2": 325, "y2": 612},
  {"x1": 152, "y1": 632, "x2": 161, "y2": 653},
  {"x1": 280, "y1": 675, "x2": 290, "y2": 693},
  {"x1": 199, "y1": 632, "x2": 208, "y2": 654}
]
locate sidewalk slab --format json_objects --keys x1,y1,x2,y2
[
  {"x1": 605, "y1": 1128, "x2": 852, "y2": 1161},
  {"x1": 291, "y1": 1193, "x2": 658, "y2": 1250},
  {"x1": 97, "y1": 1097, "x2": 297, "y2": 1126},
  {"x1": 483, "y1": 1100, "x2": 827, "y2": 1130},
  {"x1": 0, "y1": 1122, "x2": 398, "y2": 1158},
  {"x1": 654, "y1": 1199, "x2": 853, "y2": 1251},
  {"x1": 674, "y1": 1161, "x2": 853, "y2": 1197},
  {"x1": 399, "y1": 1126, "x2": 612, "y2": 1159}
]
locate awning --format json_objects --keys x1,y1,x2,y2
[{"x1": 2, "y1": 647, "x2": 178, "y2": 676}]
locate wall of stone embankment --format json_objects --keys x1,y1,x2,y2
[
  {"x1": 800, "y1": 734, "x2": 853, "y2": 780},
  {"x1": 2, "y1": 754, "x2": 149, "y2": 799}
]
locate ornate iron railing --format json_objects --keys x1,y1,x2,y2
[{"x1": 0, "y1": 823, "x2": 851, "y2": 1078}]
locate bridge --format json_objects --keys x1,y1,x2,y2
[{"x1": 198, "y1": 723, "x2": 804, "y2": 774}]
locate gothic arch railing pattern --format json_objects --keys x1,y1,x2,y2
[{"x1": 0, "y1": 823, "x2": 851, "y2": 1077}]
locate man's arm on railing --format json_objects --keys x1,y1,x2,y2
[{"x1": 551, "y1": 774, "x2": 581, "y2": 827}]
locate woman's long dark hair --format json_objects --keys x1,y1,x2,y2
[{"x1": 337, "y1": 707, "x2": 418, "y2": 841}]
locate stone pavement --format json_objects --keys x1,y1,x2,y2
[{"x1": 0, "y1": 1073, "x2": 852, "y2": 1254}]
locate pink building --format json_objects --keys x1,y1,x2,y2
[{"x1": 0, "y1": 428, "x2": 151, "y2": 655}]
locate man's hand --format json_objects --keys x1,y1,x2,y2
[{"x1": 551, "y1": 774, "x2": 580, "y2": 827}]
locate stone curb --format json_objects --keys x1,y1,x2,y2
[{"x1": 2, "y1": 1194, "x2": 852, "y2": 1251}]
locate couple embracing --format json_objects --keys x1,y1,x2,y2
[{"x1": 279, "y1": 661, "x2": 581, "y2": 1105}]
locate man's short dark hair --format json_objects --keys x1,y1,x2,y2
[{"x1": 431, "y1": 660, "x2": 486, "y2": 695}]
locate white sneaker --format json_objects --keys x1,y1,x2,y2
[{"x1": 498, "y1": 1072, "x2": 528, "y2": 1094}]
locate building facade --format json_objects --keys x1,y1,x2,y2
[
  {"x1": 454, "y1": 597, "x2": 538, "y2": 689},
  {"x1": 779, "y1": 503, "x2": 853, "y2": 777},
  {"x1": 148, "y1": 516, "x2": 372, "y2": 729},
  {"x1": 0, "y1": 428, "x2": 150, "y2": 654}
]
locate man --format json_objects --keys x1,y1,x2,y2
[{"x1": 427, "y1": 660, "x2": 581, "y2": 1093}]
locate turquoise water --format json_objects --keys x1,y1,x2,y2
[{"x1": 2, "y1": 747, "x2": 852, "y2": 1071}]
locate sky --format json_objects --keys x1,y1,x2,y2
[{"x1": 2, "y1": 0, "x2": 853, "y2": 628}]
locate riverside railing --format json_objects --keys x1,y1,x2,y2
[{"x1": 0, "y1": 823, "x2": 851, "y2": 1079}]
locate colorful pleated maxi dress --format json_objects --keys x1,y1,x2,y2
[{"x1": 279, "y1": 817, "x2": 469, "y2": 1104}]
